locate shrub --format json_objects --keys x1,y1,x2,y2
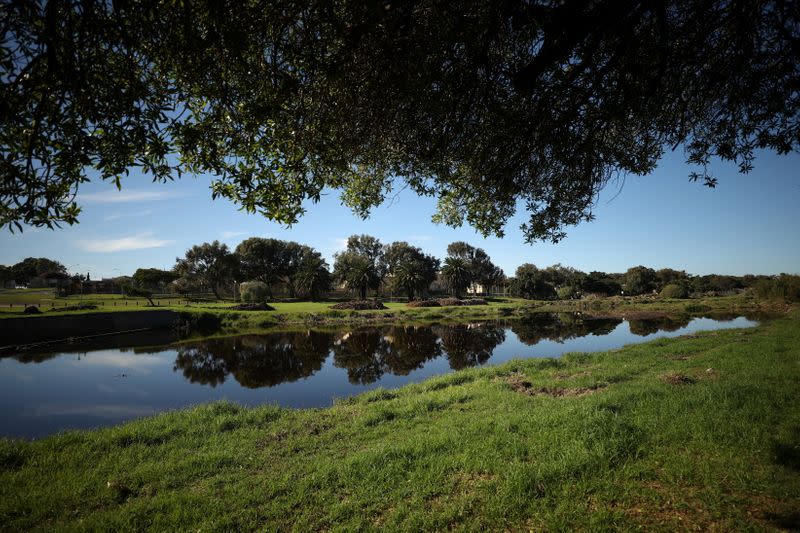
[
  {"x1": 406, "y1": 299, "x2": 441, "y2": 308},
  {"x1": 557, "y1": 285, "x2": 578, "y2": 300},
  {"x1": 240, "y1": 281, "x2": 269, "y2": 303},
  {"x1": 330, "y1": 300, "x2": 387, "y2": 310},
  {"x1": 753, "y1": 275, "x2": 800, "y2": 302},
  {"x1": 229, "y1": 302, "x2": 275, "y2": 311},
  {"x1": 660, "y1": 283, "x2": 689, "y2": 299},
  {"x1": 437, "y1": 298, "x2": 468, "y2": 306}
]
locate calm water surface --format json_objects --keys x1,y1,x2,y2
[{"x1": 0, "y1": 314, "x2": 756, "y2": 438}]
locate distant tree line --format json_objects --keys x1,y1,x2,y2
[{"x1": 2, "y1": 243, "x2": 798, "y2": 303}]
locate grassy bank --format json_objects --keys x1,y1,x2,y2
[
  {"x1": 1, "y1": 289, "x2": 791, "y2": 334},
  {"x1": 2, "y1": 312, "x2": 798, "y2": 530}
]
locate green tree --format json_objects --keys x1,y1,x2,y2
[
  {"x1": 123, "y1": 285, "x2": 155, "y2": 306},
  {"x1": 234, "y1": 238, "x2": 286, "y2": 297},
  {"x1": 239, "y1": 281, "x2": 270, "y2": 303},
  {"x1": 6, "y1": 1, "x2": 796, "y2": 241},
  {"x1": 444, "y1": 242, "x2": 501, "y2": 294},
  {"x1": 542, "y1": 264, "x2": 586, "y2": 289},
  {"x1": 332, "y1": 236, "x2": 387, "y2": 299},
  {"x1": 440, "y1": 257, "x2": 472, "y2": 298},
  {"x1": 509, "y1": 263, "x2": 556, "y2": 300},
  {"x1": 175, "y1": 241, "x2": 237, "y2": 299},
  {"x1": 581, "y1": 271, "x2": 622, "y2": 296},
  {"x1": 623, "y1": 266, "x2": 658, "y2": 296},
  {"x1": 333, "y1": 252, "x2": 380, "y2": 300},
  {"x1": 132, "y1": 268, "x2": 179, "y2": 292},
  {"x1": 655, "y1": 268, "x2": 689, "y2": 291},
  {"x1": 0, "y1": 265, "x2": 12, "y2": 284},
  {"x1": 11, "y1": 257, "x2": 67, "y2": 284},
  {"x1": 383, "y1": 242, "x2": 439, "y2": 300},
  {"x1": 294, "y1": 252, "x2": 333, "y2": 301}
]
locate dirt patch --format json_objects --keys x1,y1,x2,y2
[
  {"x1": 669, "y1": 354, "x2": 691, "y2": 361},
  {"x1": 661, "y1": 372, "x2": 697, "y2": 385},
  {"x1": 228, "y1": 303, "x2": 275, "y2": 311},
  {"x1": 501, "y1": 373, "x2": 605, "y2": 397},
  {"x1": 330, "y1": 300, "x2": 388, "y2": 310}
]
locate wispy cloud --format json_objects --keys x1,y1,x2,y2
[
  {"x1": 331, "y1": 237, "x2": 349, "y2": 251},
  {"x1": 81, "y1": 190, "x2": 183, "y2": 204},
  {"x1": 104, "y1": 209, "x2": 153, "y2": 221},
  {"x1": 79, "y1": 232, "x2": 173, "y2": 253},
  {"x1": 220, "y1": 230, "x2": 248, "y2": 239},
  {"x1": 409, "y1": 234, "x2": 433, "y2": 243}
]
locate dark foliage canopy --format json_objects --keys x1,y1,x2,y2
[{"x1": 2, "y1": 0, "x2": 799, "y2": 241}]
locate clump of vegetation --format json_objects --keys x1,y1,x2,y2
[
  {"x1": 660, "y1": 284, "x2": 689, "y2": 299},
  {"x1": 228, "y1": 303, "x2": 275, "y2": 311},
  {"x1": 753, "y1": 275, "x2": 800, "y2": 303},
  {"x1": 509, "y1": 264, "x2": 557, "y2": 300},
  {"x1": 437, "y1": 297, "x2": 468, "y2": 306},
  {"x1": 406, "y1": 299, "x2": 441, "y2": 308},
  {"x1": 51, "y1": 304, "x2": 98, "y2": 312},
  {"x1": 239, "y1": 281, "x2": 270, "y2": 303},
  {"x1": 23, "y1": 305, "x2": 41, "y2": 314},
  {"x1": 557, "y1": 285, "x2": 579, "y2": 300},
  {"x1": 330, "y1": 300, "x2": 387, "y2": 310}
]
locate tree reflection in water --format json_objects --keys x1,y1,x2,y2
[
  {"x1": 174, "y1": 331, "x2": 334, "y2": 387},
  {"x1": 332, "y1": 326, "x2": 441, "y2": 385},
  {"x1": 628, "y1": 316, "x2": 691, "y2": 336},
  {"x1": 436, "y1": 324, "x2": 506, "y2": 370},
  {"x1": 25, "y1": 313, "x2": 742, "y2": 390},
  {"x1": 511, "y1": 313, "x2": 622, "y2": 345}
]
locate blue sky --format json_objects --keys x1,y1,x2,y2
[{"x1": 2, "y1": 149, "x2": 798, "y2": 279}]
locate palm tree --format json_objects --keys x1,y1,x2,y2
[
  {"x1": 440, "y1": 257, "x2": 472, "y2": 298},
  {"x1": 395, "y1": 260, "x2": 427, "y2": 300},
  {"x1": 294, "y1": 253, "x2": 332, "y2": 301}
]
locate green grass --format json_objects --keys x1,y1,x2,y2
[
  {"x1": 1, "y1": 289, "x2": 788, "y2": 332},
  {"x1": 2, "y1": 311, "x2": 798, "y2": 530}
]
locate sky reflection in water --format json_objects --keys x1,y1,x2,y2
[{"x1": 0, "y1": 314, "x2": 756, "y2": 438}]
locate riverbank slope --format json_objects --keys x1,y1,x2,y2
[{"x1": 2, "y1": 311, "x2": 798, "y2": 530}]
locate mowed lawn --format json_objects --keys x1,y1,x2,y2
[{"x1": 1, "y1": 312, "x2": 798, "y2": 530}]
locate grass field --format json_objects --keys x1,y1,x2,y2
[{"x1": 1, "y1": 311, "x2": 798, "y2": 530}]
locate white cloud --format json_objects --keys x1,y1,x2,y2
[
  {"x1": 220, "y1": 230, "x2": 248, "y2": 239},
  {"x1": 331, "y1": 237, "x2": 349, "y2": 250},
  {"x1": 409, "y1": 234, "x2": 433, "y2": 243},
  {"x1": 104, "y1": 209, "x2": 152, "y2": 221},
  {"x1": 81, "y1": 190, "x2": 183, "y2": 204},
  {"x1": 79, "y1": 232, "x2": 173, "y2": 253}
]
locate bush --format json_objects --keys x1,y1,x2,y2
[
  {"x1": 557, "y1": 285, "x2": 578, "y2": 300},
  {"x1": 229, "y1": 302, "x2": 275, "y2": 311},
  {"x1": 240, "y1": 281, "x2": 269, "y2": 303},
  {"x1": 330, "y1": 300, "x2": 387, "y2": 310},
  {"x1": 406, "y1": 299, "x2": 441, "y2": 308},
  {"x1": 753, "y1": 275, "x2": 800, "y2": 302},
  {"x1": 437, "y1": 298, "x2": 469, "y2": 306},
  {"x1": 660, "y1": 283, "x2": 689, "y2": 299}
]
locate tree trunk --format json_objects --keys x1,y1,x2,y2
[
  {"x1": 211, "y1": 283, "x2": 221, "y2": 300},
  {"x1": 359, "y1": 285, "x2": 367, "y2": 300}
]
